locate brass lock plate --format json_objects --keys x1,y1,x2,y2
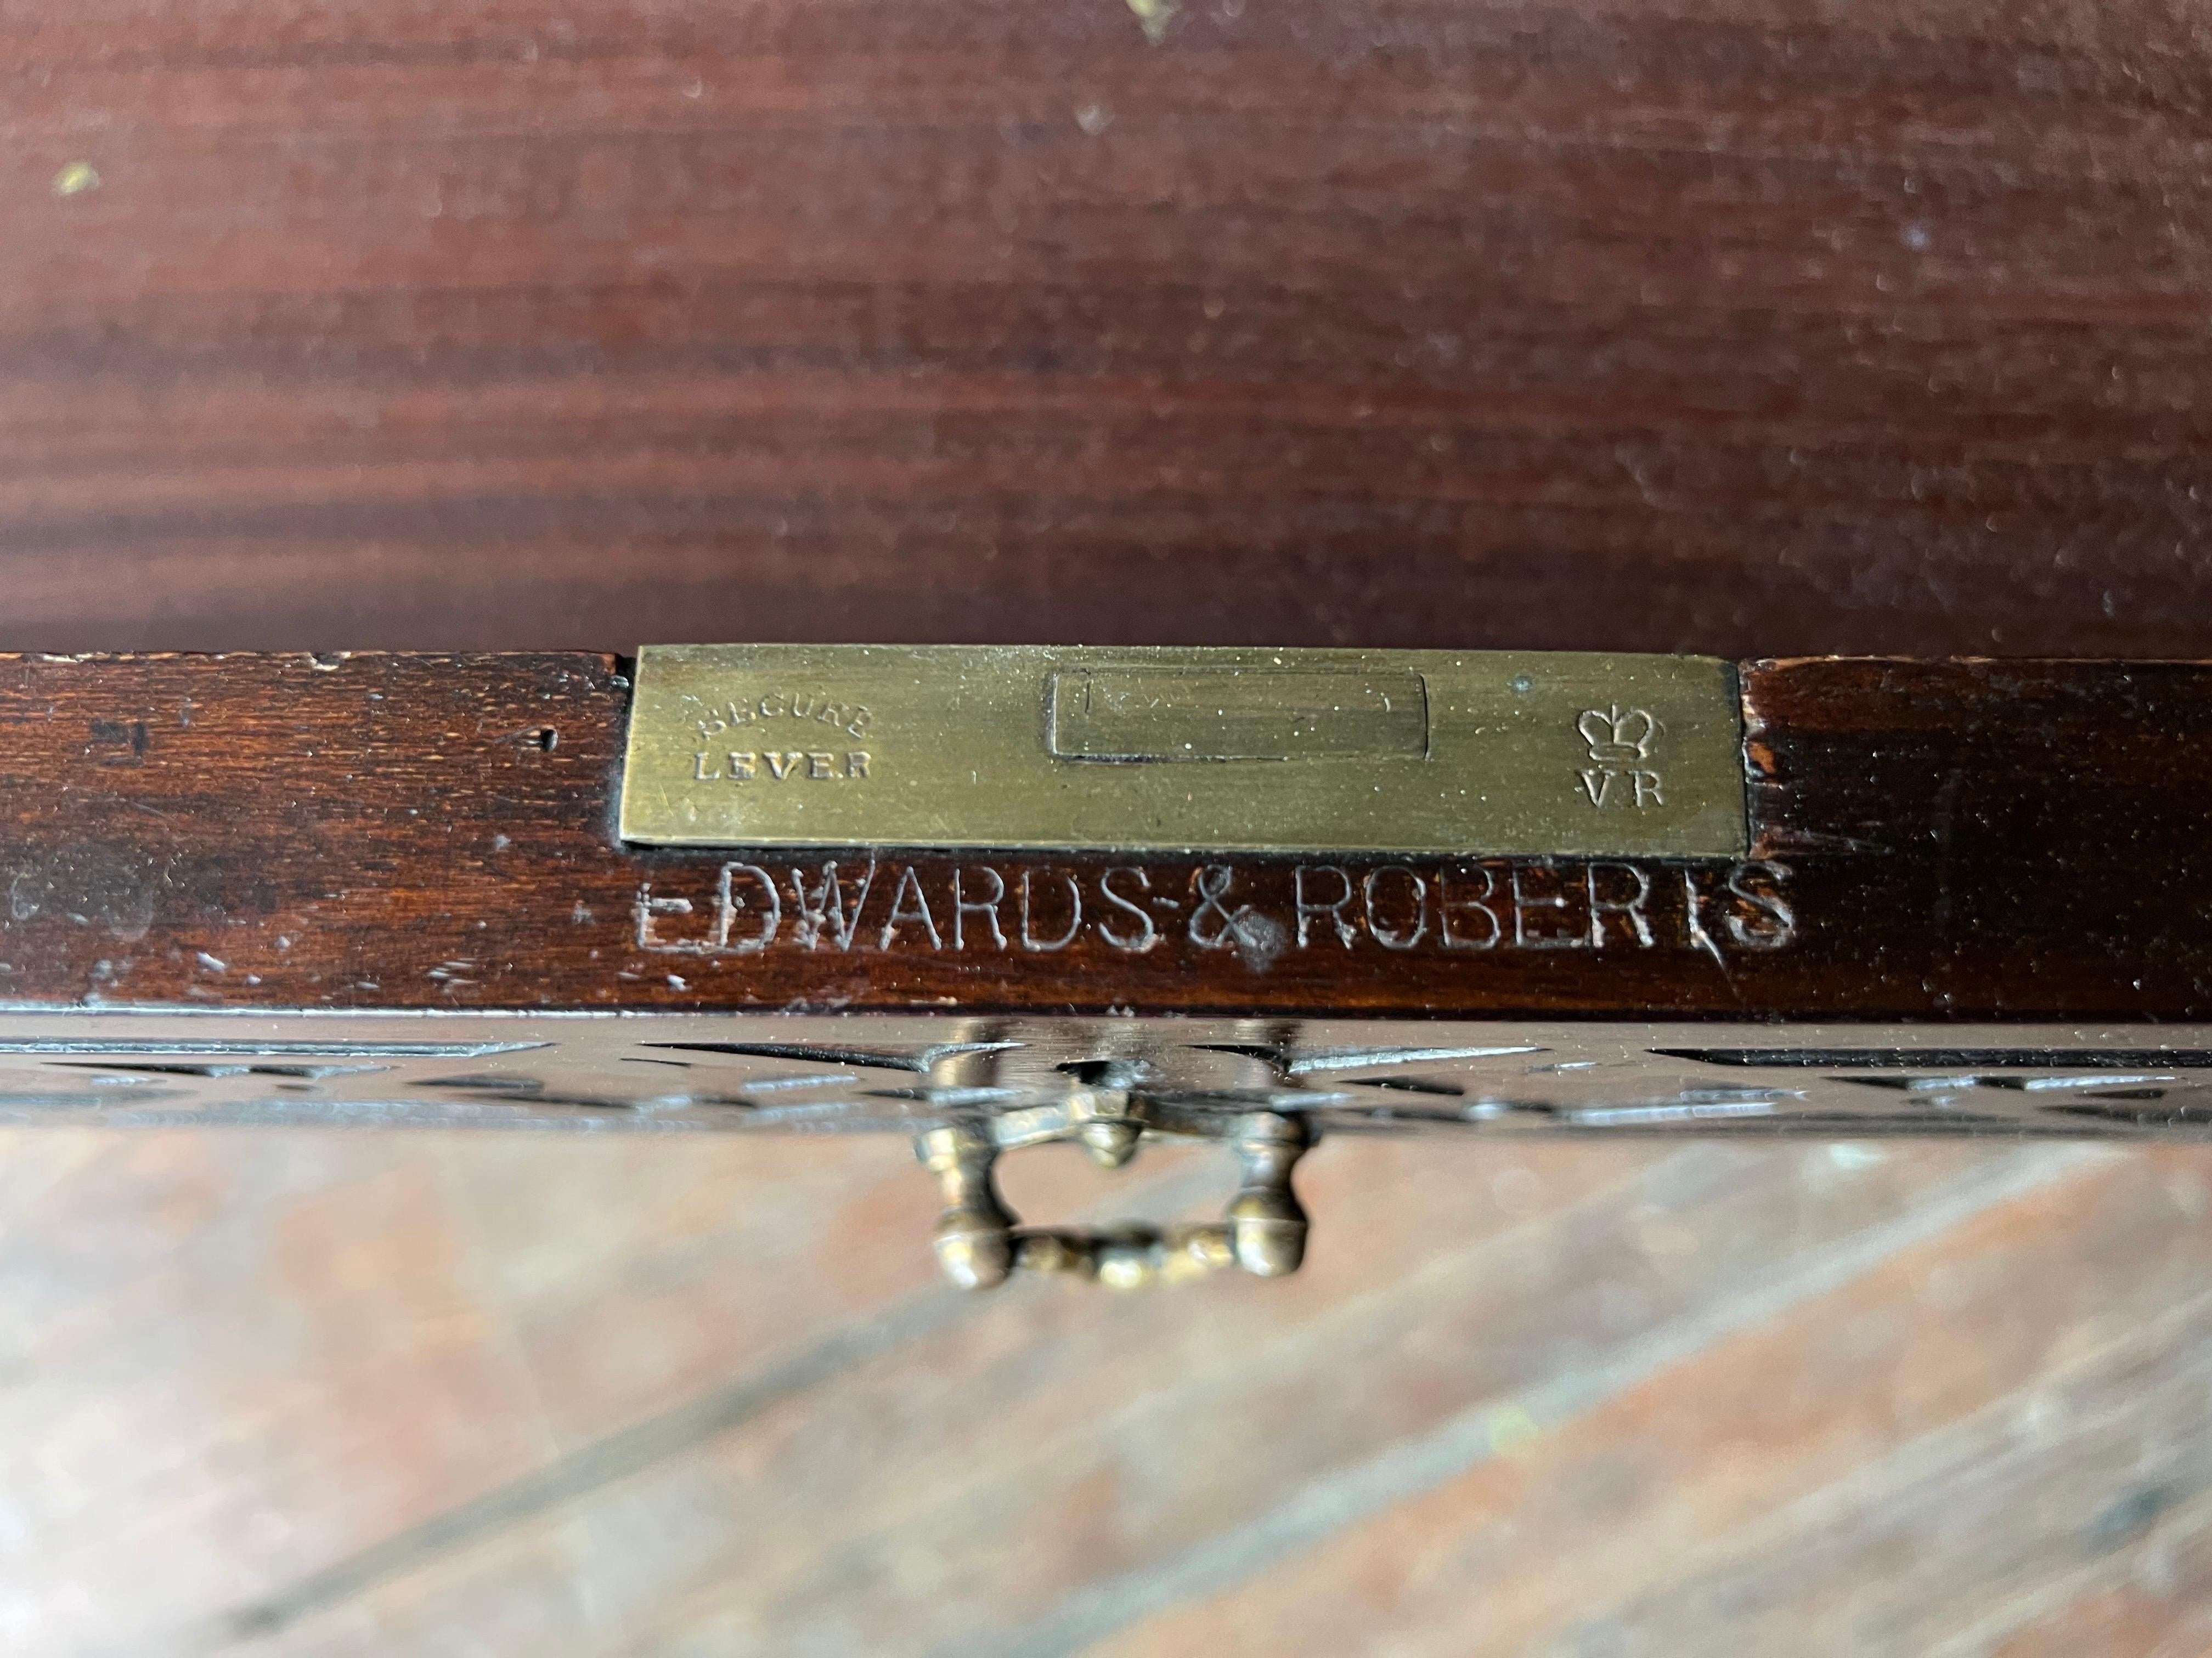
[{"x1": 619, "y1": 644, "x2": 1747, "y2": 858}]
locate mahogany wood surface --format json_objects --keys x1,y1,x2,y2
[
  {"x1": 5, "y1": 653, "x2": 2211, "y2": 1657},
  {"x1": 7, "y1": 0, "x2": 2212, "y2": 1652},
  {"x1": 0, "y1": 650, "x2": 2199, "y2": 1020},
  {"x1": 8, "y1": 0, "x2": 2212, "y2": 657}
]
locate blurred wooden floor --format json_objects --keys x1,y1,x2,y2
[
  {"x1": 8, "y1": 1129, "x2": 2212, "y2": 1656},
  {"x1": 9, "y1": 0, "x2": 2212, "y2": 1649}
]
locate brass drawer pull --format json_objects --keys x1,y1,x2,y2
[{"x1": 918, "y1": 1105, "x2": 1311, "y2": 1291}]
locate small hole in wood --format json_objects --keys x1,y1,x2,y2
[{"x1": 533, "y1": 727, "x2": 559, "y2": 752}]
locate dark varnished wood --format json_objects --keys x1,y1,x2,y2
[
  {"x1": 12, "y1": 3, "x2": 2212, "y2": 1649},
  {"x1": 8, "y1": 0, "x2": 2212, "y2": 655},
  {"x1": 0, "y1": 649, "x2": 2202, "y2": 1019}
]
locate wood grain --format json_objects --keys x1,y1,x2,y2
[
  {"x1": 6, "y1": 0, "x2": 2212, "y2": 1651},
  {"x1": 0, "y1": 650, "x2": 2207, "y2": 1020},
  {"x1": 16, "y1": 1128, "x2": 2212, "y2": 1656},
  {"x1": 6, "y1": 0, "x2": 2212, "y2": 654}
]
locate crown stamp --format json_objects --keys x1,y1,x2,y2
[
  {"x1": 1575, "y1": 704, "x2": 1665, "y2": 810},
  {"x1": 1577, "y1": 704, "x2": 1657, "y2": 764}
]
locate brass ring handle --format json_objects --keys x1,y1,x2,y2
[{"x1": 917, "y1": 1111, "x2": 1311, "y2": 1291}]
